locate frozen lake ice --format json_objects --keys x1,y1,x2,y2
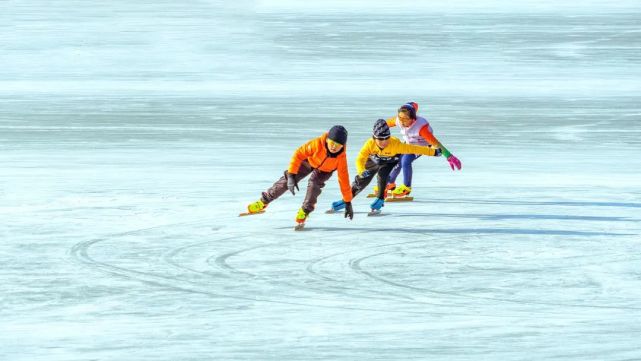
[{"x1": 2, "y1": 1, "x2": 641, "y2": 360}]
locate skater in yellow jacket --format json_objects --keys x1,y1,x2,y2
[{"x1": 329, "y1": 119, "x2": 440, "y2": 214}]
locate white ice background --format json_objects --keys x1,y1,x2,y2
[{"x1": 1, "y1": 1, "x2": 641, "y2": 360}]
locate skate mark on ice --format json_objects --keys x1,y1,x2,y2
[
  {"x1": 394, "y1": 212, "x2": 636, "y2": 222},
  {"x1": 350, "y1": 247, "x2": 641, "y2": 311},
  {"x1": 210, "y1": 230, "x2": 424, "y2": 303},
  {"x1": 70, "y1": 235, "x2": 458, "y2": 315},
  {"x1": 414, "y1": 198, "x2": 641, "y2": 209},
  {"x1": 70, "y1": 224, "x2": 492, "y2": 315}
]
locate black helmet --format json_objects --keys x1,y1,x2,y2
[
  {"x1": 372, "y1": 119, "x2": 391, "y2": 139},
  {"x1": 328, "y1": 125, "x2": 348, "y2": 145}
]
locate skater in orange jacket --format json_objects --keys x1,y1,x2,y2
[
  {"x1": 244, "y1": 125, "x2": 354, "y2": 226},
  {"x1": 329, "y1": 119, "x2": 441, "y2": 214}
]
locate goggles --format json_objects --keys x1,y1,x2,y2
[{"x1": 327, "y1": 139, "x2": 343, "y2": 147}]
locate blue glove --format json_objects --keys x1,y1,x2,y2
[
  {"x1": 370, "y1": 198, "x2": 385, "y2": 210},
  {"x1": 360, "y1": 169, "x2": 373, "y2": 178}
]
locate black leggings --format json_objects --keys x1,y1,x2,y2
[{"x1": 350, "y1": 158, "x2": 399, "y2": 200}]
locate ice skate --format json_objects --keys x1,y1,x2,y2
[
  {"x1": 294, "y1": 207, "x2": 308, "y2": 231},
  {"x1": 367, "y1": 183, "x2": 396, "y2": 198},
  {"x1": 367, "y1": 198, "x2": 385, "y2": 216},
  {"x1": 239, "y1": 200, "x2": 267, "y2": 216},
  {"x1": 325, "y1": 200, "x2": 345, "y2": 214}
]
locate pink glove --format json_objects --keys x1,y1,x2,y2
[{"x1": 447, "y1": 155, "x2": 462, "y2": 170}]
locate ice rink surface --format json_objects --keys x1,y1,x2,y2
[{"x1": 2, "y1": 1, "x2": 641, "y2": 360}]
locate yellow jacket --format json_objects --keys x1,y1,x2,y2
[{"x1": 355, "y1": 136, "x2": 439, "y2": 174}]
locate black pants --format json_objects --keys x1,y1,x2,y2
[
  {"x1": 351, "y1": 157, "x2": 400, "y2": 200},
  {"x1": 260, "y1": 160, "x2": 334, "y2": 214}
]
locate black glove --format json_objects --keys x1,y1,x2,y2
[
  {"x1": 344, "y1": 201, "x2": 353, "y2": 220},
  {"x1": 286, "y1": 172, "x2": 299, "y2": 195}
]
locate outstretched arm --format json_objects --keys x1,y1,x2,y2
[
  {"x1": 395, "y1": 142, "x2": 439, "y2": 157},
  {"x1": 419, "y1": 125, "x2": 449, "y2": 156},
  {"x1": 337, "y1": 157, "x2": 353, "y2": 203},
  {"x1": 419, "y1": 125, "x2": 461, "y2": 170}
]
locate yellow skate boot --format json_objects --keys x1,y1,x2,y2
[
  {"x1": 295, "y1": 207, "x2": 309, "y2": 224},
  {"x1": 247, "y1": 199, "x2": 266, "y2": 214},
  {"x1": 294, "y1": 208, "x2": 309, "y2": 230},
  {"x1": 372, "y1": 183, "x2": 396, "y2": 198},
  {"x1": 391, "y1": 184, "x2": 411, "y2": 198}
]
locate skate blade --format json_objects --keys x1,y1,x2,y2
[
  {"x1": 325, "y1": 209, "x2": 338, "y2": 214},
  {"x1": 238, "y1": 210, "x2": 265, "y2": 217},
  {"x1": 367, "y1": 210, "x2": 383, "y2": 217},
  {"x1": 385, "y1": 197, "x2": 413, "y2": 202},
  {"x1": 294, "y1": 223, "x2": 306, "y2": 231},
  {"x1": 368, "y1": 193, "x2": 393, "y2": 199}
]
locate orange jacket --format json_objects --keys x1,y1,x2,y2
[{"x1": 288, "y1": 133, "x2": 353, "y2": 202}]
